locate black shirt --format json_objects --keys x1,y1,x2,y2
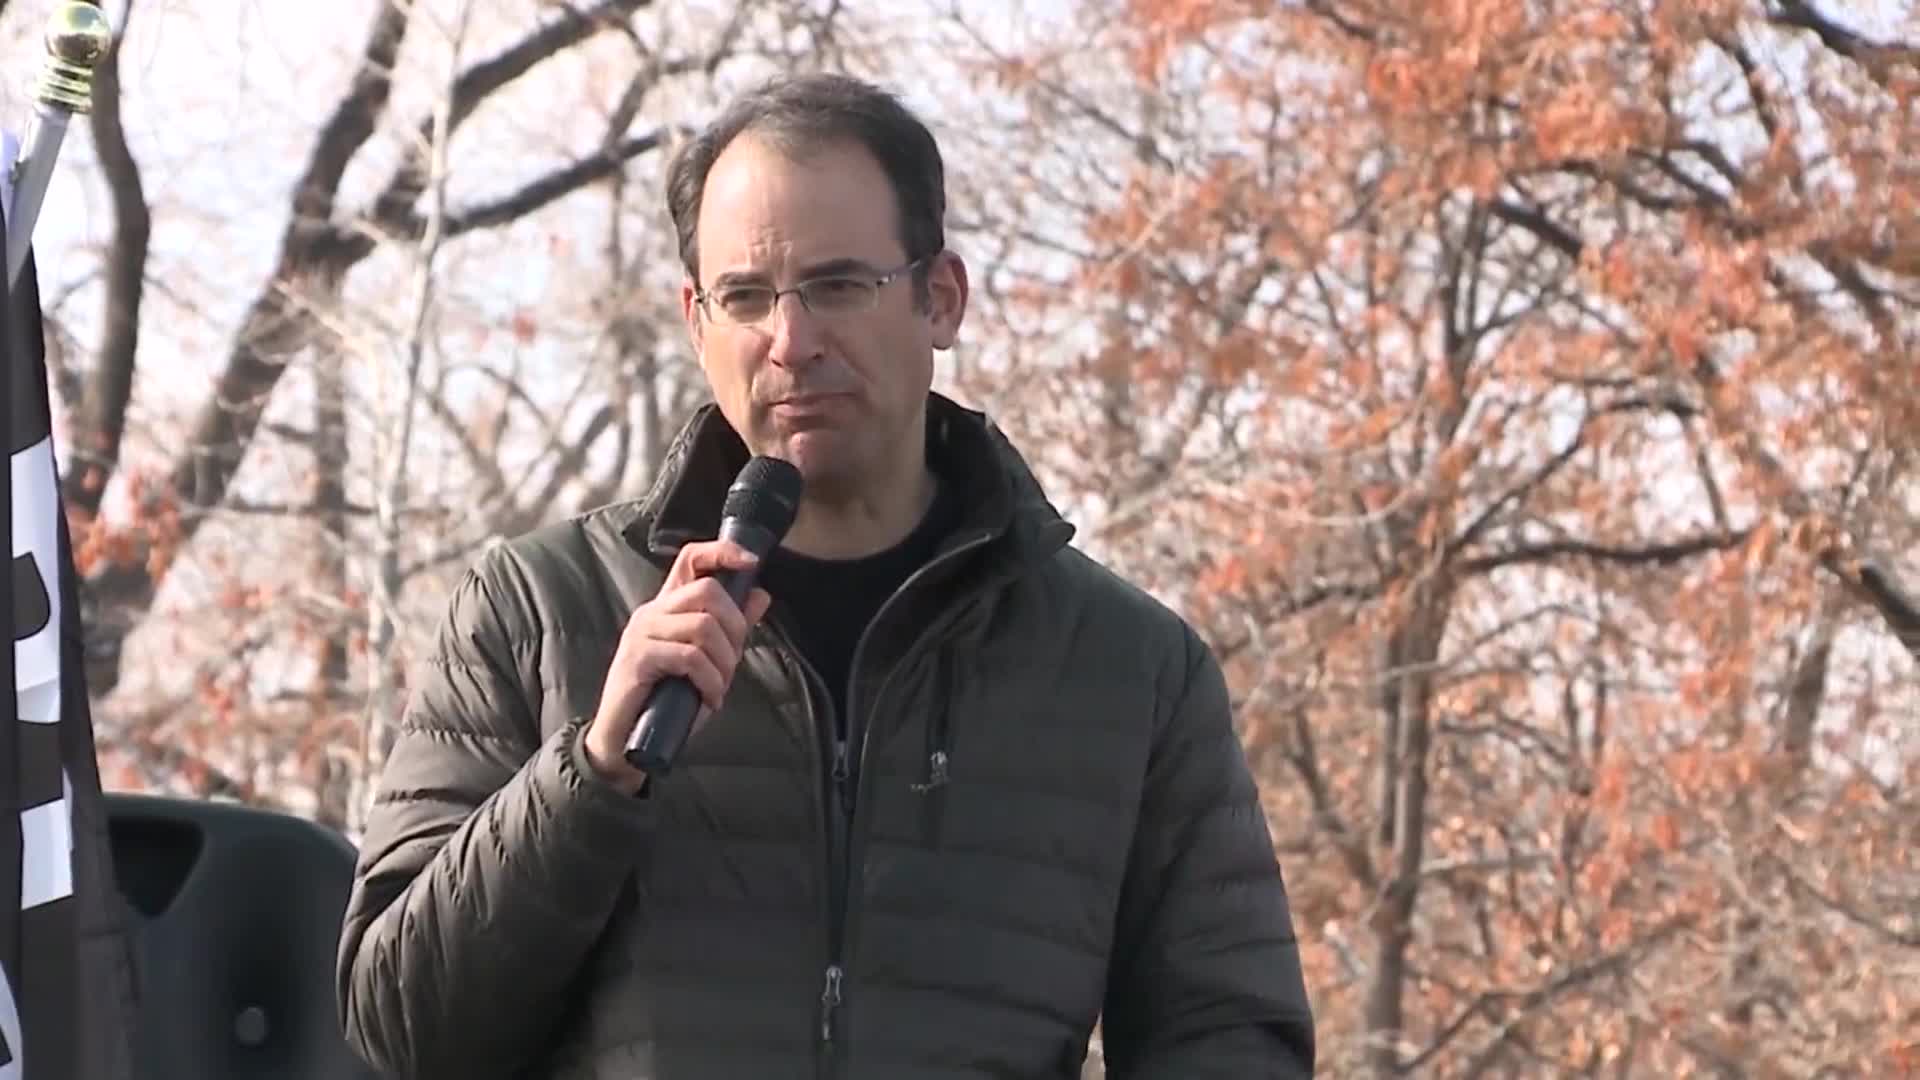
[{"x1": 759, "y1": 473, "x2": 961, "y2": 738}]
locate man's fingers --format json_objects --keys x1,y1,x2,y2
[
  {"x1": 743, "y1": 587, "x2": 773, "y2": 627},
  {"x1": 589, "y1": 547, "x2": 765, "y2": 784},
  {"x1": 643, "y1": 610, "x2": 736, "y2": 667},
  {"x1": 646, "y1": 578, "x2": 751, "y2": 646},
  {"x1": 645, "y1": 641, "x2": 729, "y2": 715},
  {"x1": 665, "y1": 540, "x2": 761, "y2": 589},
  {"x1": 606, "y1": 542, "x2": 772, "y2": 723}
]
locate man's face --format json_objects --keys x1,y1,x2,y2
[{"x1": 682, "y1": 134, "x2": 966, "y2": 503}]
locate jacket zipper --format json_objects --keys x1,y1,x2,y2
[
  {"x1": 758, "y1": 623, "x2": 846, "y2": 1074},
  {"x1": 816, "y1": 531, "x2": 993, "y2": 1073},
  {"x1": 819, "y1": 963, "x2": 843, "y2": 1043},
  {"x1": 762, "y1": 529, "x2": 995, "y2": 1078}
]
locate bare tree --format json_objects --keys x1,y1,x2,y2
[{"x1": 5, "y1": 0, "x2": 852, "y2": 822}]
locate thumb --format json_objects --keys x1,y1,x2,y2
[
  {"x1": 744, "y1": 587, "x2": 773, "y2": 626},
  {"x1": 668, "y1": 539, "x2": 760, "y2": 588}
]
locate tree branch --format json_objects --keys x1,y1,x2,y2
[
  {"x1": 365, "y1": 0, "x2": 651, "y2": 233},
  {"x1": 442, "y1": 131, "x2": 668, "y2": 240},
  {"x1": 71, "y1": 1, "x2": 149, "y2": 518},
  {"x1": 1775, "y1": 858, "x2": 1920, "y2": 949},
  {"x1": 289, "y1": 0, "x2": 414, "y2": 254},
  {"x1": 513, "y1": 403, "x2": 618, "y2": 528},
  {"x1": 1488, "y1": 199, "x2": 1582, "y2": 259},
  {"x1": 1303, "y1": 0, "x2": 1378, "y2": 42},
  {"x1": 77, "y1": 0, "x2": 415, "y2": 698},
  {"x1": 1444, "y1": 916, "x2": 1695, "y2": 1078},
  {"x1": 1828, "y1": 554, "x2": 1920, "y2": 659},
  {"x1": 1459, "y1": 530, "x2": 1753, "y2": 577},
  {"x1": 216, "y1": 496, "x2": 447, "y2": 519},
  {"x1": 1364, "y1": 587, "x2": 1451, "y2": 1078},
  {"x1": 77, "y1": 0, "x2": 688, "y2": 697},
  {"x1": 1779, "y1": 593, "x2": 1839, "y2": 769},
  {"x1": 1770, "y1": 0, "x2": 1919, "y2": 88},
  {"x1": 1448, "y1": 430, "x2": 1587, "y2": 561},
  {"x1": 1284, "y1": 707, "x2": 1378, "y2": 890}
]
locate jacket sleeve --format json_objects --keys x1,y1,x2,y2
[
  {"x1": 1101, "y1": 626, "x2": 1316, "y2": 1079},
  {"x1": 335, "y1": 553, "x2": 656, "y2": 1079}
]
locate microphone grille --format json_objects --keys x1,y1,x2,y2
[{"x1": 722, "y1": 455, "x2": 804, "y2": 538}]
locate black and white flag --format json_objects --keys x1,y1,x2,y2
[{"x1": 2, "y1": 130, "x2": 114, "y2": 1080}]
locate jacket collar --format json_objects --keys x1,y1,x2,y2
[{"x1": 621, "y1": 391, "x2": 1074, "y2": 571}]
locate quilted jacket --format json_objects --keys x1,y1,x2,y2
[{"x1": 336, "y1": 393, "x2": 1314, "y2": 1078}]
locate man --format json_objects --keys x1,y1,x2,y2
[{"x1": 336, "y1": 73, "x2": 1314, "y2": 1079}]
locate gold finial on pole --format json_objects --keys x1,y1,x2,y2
[
  {"x1": 36, "y1": 1, "x2": 114, "y2": 113},
  {"x1": 6, "y1": 0, "x2": 114, "y2": 287}
]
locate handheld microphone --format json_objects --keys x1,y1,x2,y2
[{"x1": 623, "y1": 454, "x2": 803, "y2": 775}]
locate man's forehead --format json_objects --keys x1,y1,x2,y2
[{"x1": 696, "y1": 136, "x2": 899, "y2": 265}]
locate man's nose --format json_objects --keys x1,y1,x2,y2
[{"x1": 766, "y1": 292, "x2": 824, "y2": 369}]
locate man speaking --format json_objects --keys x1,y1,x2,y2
[{"x1": 336, "y1": 73, "x2": 1315, "y2": 1079}]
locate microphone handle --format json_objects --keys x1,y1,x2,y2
[
  {"x1": 621, "y1": 535, "x2": 771, "y2": 775},
  {"x1": 622, "y1": 677, "x2": 703, "y2": 775}
]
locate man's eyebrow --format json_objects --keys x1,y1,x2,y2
[
  {"x1": 711, "y1": 258, "x2": 884, "y2": 289},
  {"x1": 795, "y1": 257, "x2": 882, "y2": 279},
  {"x1": 709, "y1": 269, "x2": 769, "y2": 289}
]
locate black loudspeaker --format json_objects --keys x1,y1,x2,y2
[{"x1": 104, "y1": 793, "x2": 380, "y2": 1080}]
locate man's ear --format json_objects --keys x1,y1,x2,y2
[
  {"x1": 681, "y1": 278, "x2": 704, "y2": 349},
  {"x1": 927, "y1": 250, "x2": 970, "y2": 351}
]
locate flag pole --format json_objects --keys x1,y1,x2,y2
[
  {"x1": 5, "y1": 1, "x2": 112, "y2": 290},
  {"x1": 5, "y1": 7, "x2": 129, "y2": 1078}
]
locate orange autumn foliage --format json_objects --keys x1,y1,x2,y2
[{"x1": 954, "y1": 0, "x2": 1919, "y2": 1075}]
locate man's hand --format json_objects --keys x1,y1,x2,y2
[{"x1": 583, "y1": 540, "x2": 773, "y2": 793}]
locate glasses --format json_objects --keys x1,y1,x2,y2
[{"x1": 695, "y1": 256, "x2": 926, "y2": 326}]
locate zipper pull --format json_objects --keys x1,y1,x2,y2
[
  {"x1": 832, "y1": 738, "x2": 854, "y2": 813},
  {"x1": 819, "y1": 963, "x2": 844, "y2": 1044},
  {"x1": 911, "y1": 750, "x2": 950, "y2": 793}
]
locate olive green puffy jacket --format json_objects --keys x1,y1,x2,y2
[{"x1": 336, "y1": 394, "x2": 1314, "y2": 1079}]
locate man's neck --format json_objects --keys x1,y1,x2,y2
[{"x1": 782, "y1": 464, "x2": 937, "y2": 561}]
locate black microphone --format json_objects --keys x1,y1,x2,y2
[{"x1": 623, "y1": 455, "x2": 803, "y2": 775}]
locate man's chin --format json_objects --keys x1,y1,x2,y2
[
  {"x1": 771, "y1": 431, "x2": 868, "y2": 498},
  {"x1": 777, "y1": 428, "x2": 849, "y2": 469}
]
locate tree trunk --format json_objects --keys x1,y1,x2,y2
[{"x1": 1364, "y1": 580, "x2": 1452, "y2": 1077}]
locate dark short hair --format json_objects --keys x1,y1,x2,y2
[{"x1": 665, "y1": 73, "x2": 946, "y2": 287}]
